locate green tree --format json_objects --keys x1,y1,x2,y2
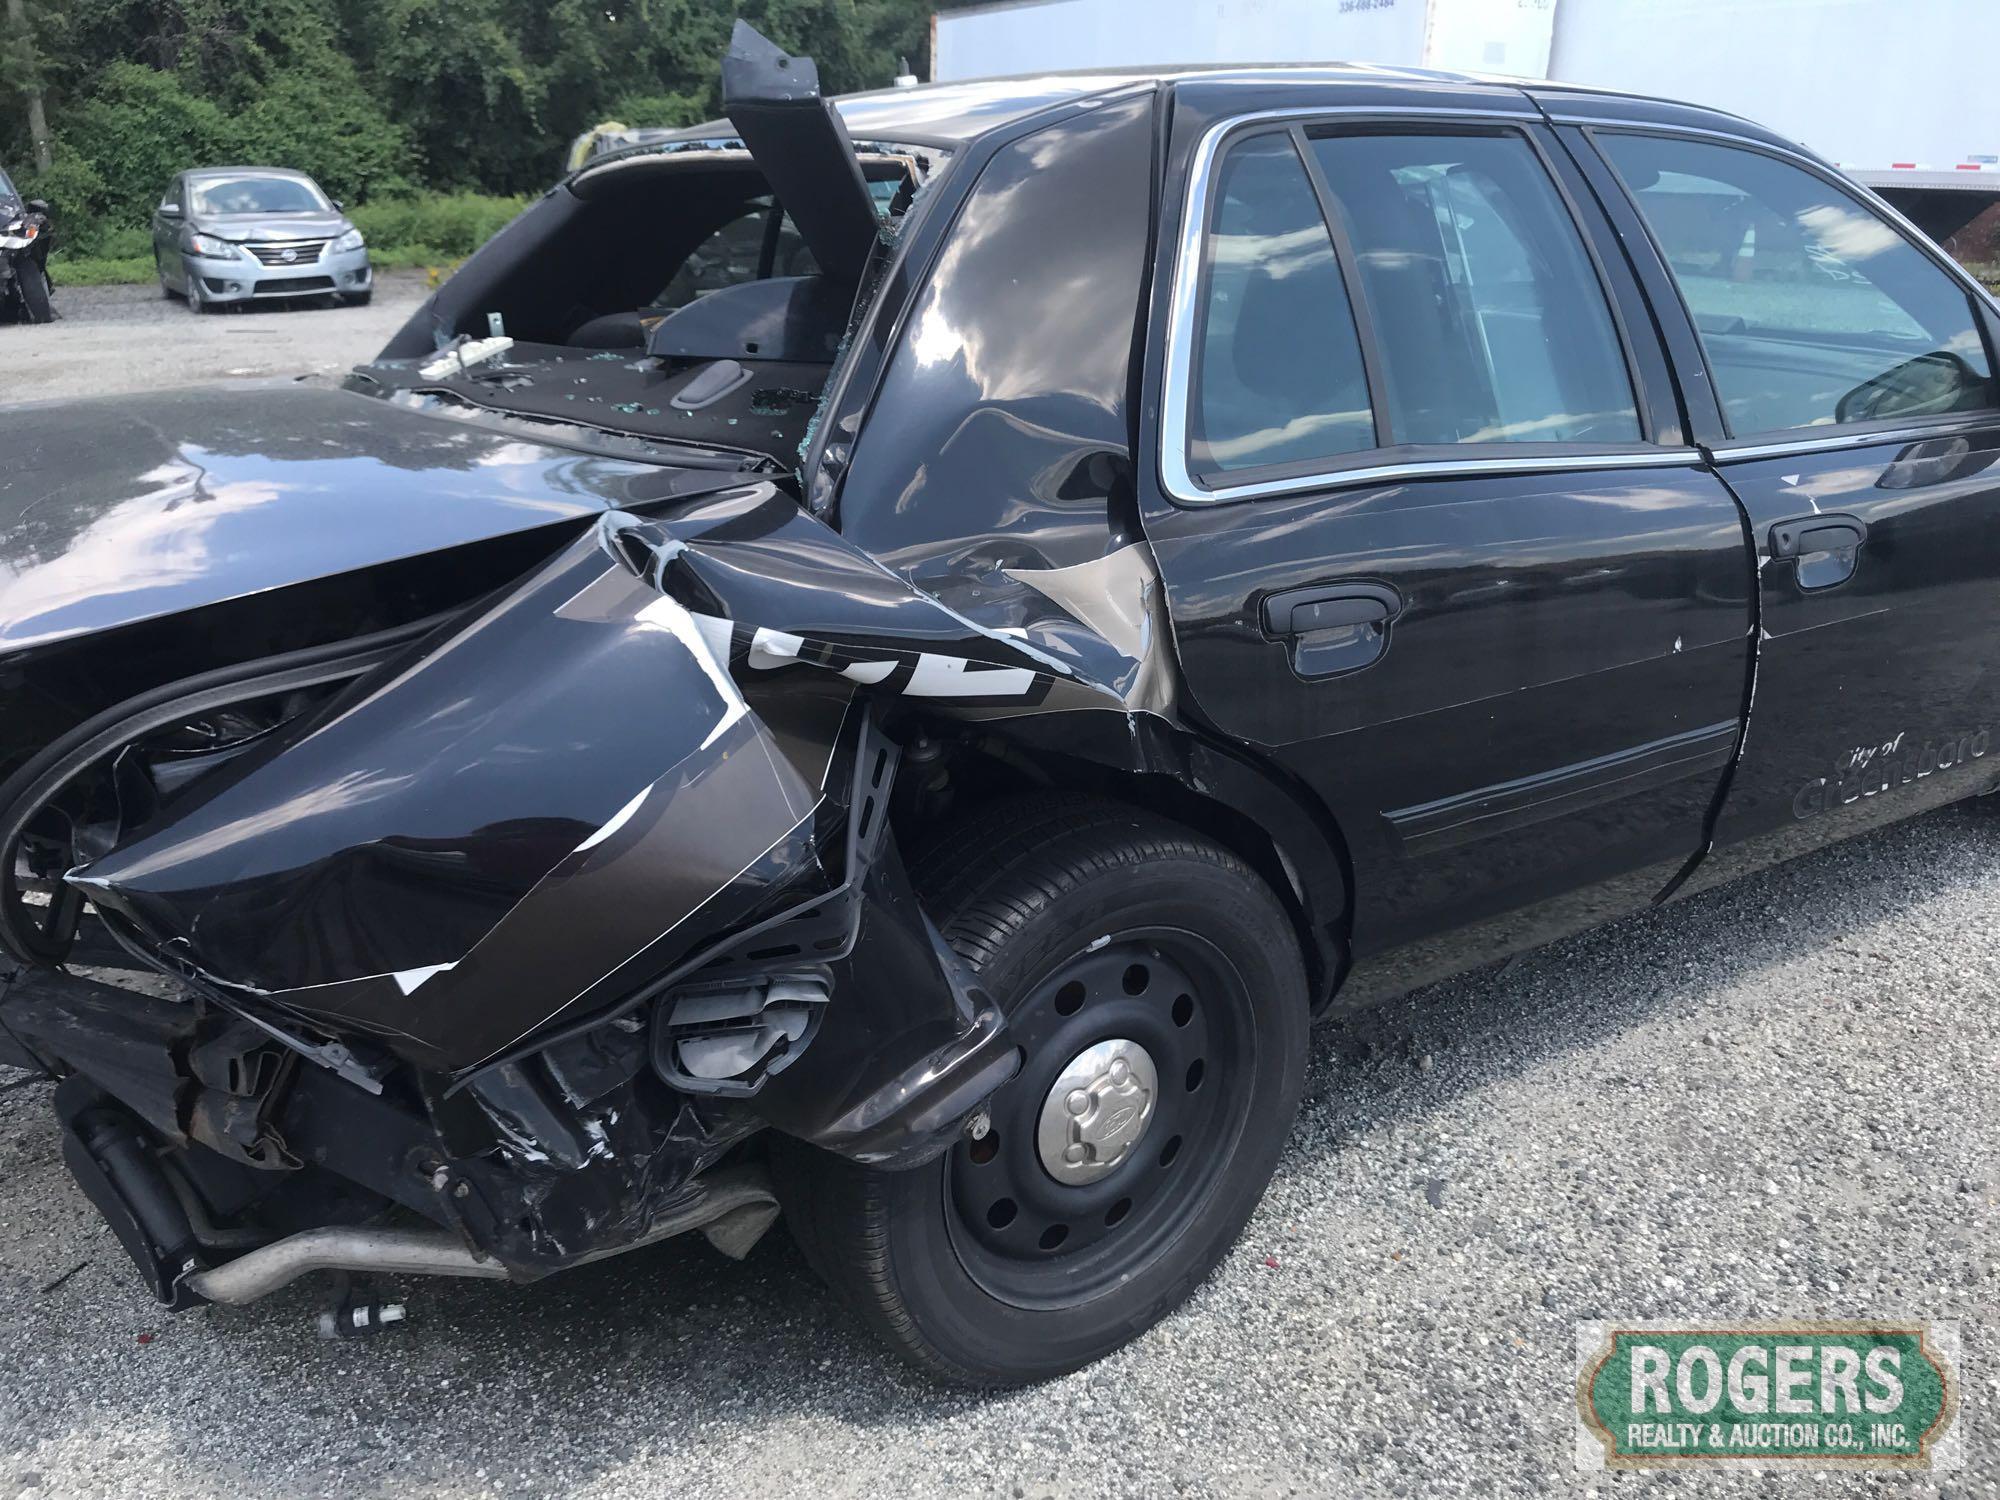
[
  {"x1": 369, "y1": 0, "x2": 544, "y2": 191},
  {"x1": 3, "y1": 0, "x2": 953, "y2": 250},
  {"x1": 232, "y1": 56, "x2": 412, "y2": 201},
  {"x1": 59, "y1": 61, "x2": 231, "y2": 214}
]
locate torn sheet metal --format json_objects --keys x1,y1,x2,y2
[
  {"x1": 69, "y1": 510, "x2": 838, "y2": 1072},
  {"x1": 65, "y1": 480, "x2": 1175, "y2": 1078},
  {"x1": 599, "y1": 484, "x2": 1176, "y2": 717}
]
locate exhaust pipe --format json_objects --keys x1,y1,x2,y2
[{"x1": 184, "y1": 1165, "x2": 780, "y2": 1306}]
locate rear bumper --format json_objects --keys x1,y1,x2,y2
[
  {"x1": 1, "y1": 923, "x2": 1013, "y2": 1306},
  {"x1": 5, "y1": 965, "x2": 789, "y2": 1308}
]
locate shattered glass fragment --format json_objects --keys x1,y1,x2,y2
[{"x1": 749, "y1": 387, "x2": 817, "y2": 417}]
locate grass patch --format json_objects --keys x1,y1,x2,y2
[
  {"x1": 49, "y1": 253, "x2": 155, "y2": 286},
  {"x1": 369, "y1": 244, "x2": 463, "y2": 275}
]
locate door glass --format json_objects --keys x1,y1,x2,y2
[
  {"x1": 1599, "y1": 134, "x2": 1997, "y2": 436},
  {"x1": 1189, "y1": 132, "x2": 1375, "y2": 477},
  {"x1": 1308, "y1": 131, "x2": 1642, "y2": 446},
  {"x1": 654, "y1": 199, "x2": 820, "y2": 312}
]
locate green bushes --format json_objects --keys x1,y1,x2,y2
[
  {"x1": 230, "y1": 62, "x2": 416, "y2": 204},
  {"x1": 19, "y1": 49, "x2": 521, "y2": 282},
  {"x1": 50, "y1": 63, "x2": 233, "y2": 245},
  {"x1": 45, "y1": 189, "x2": 528, "y2": 286},
  {"x1": 348, "y1": 192, "x2": 528, "y2": 260},
  {"x1": 4, "y1": 0, "x2": 946, "y2": 277},
  {"x1": 18, "y1": 59, "x2": 413, "y2": 257}
]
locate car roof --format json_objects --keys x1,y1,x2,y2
[
  {"x1": 185, "y1": 166, "x2": 322, "y2": 181},
  {"x1": 644, "y1": 62, "x2": 1783, "y2": 151}
]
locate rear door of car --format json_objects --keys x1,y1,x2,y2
[
  {"x1": 1138, "y1": 79, "x2": 1756, "y2": 1000},
  {"x1": 1547, "y1": 101, "x2": 2000, "y2": 891}
]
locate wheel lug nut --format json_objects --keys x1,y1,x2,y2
[
  {"x1": 1108, "y1": 1058, "x2": 1129, "y2": 1084},
  {"x1": 1063, "y1": 1143, "x2": 1088, "y2": 1164},
  {"x1": 1065, "y1": 1089, "x2": 1089, "y2": 1115}
]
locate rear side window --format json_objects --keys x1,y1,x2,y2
[
  {"x1": 1599, "y1": 134, "x2": 1997, "y2": 436},
  {"x1": 1183, "y1": 124, "x2": 1641, "y2": 491},
  {"x1": 1190, "y1": 133, "x2": 1375, "y2": 475},
  {"x1": 1307, "y1": 131, "x2": 1641, "y2": 447}
]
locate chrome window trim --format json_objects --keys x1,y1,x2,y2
[
  {"x1": 1159, "y1": 107, "x2": 1694, "y2": 507},
  {"x1": 1707, "y1": 415, "x2": 1998, "y2": 463},
  {"x1": 1174, "y1": 449, "x2": 1704, "y2": 505}
]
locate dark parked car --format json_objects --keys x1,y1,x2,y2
[
  {"x1": 5, "y1": 25, "x2": 2000, "y2": 1384},
  {"x1": 0, "y1": 164, "x2": 54, "y2": 323}
]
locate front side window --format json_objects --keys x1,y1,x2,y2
[
  {"x1": 1184, "y1": 124, "x2": 1642, "y2": 489},
  {"x1": 0, "y1": 168, "x2": 16, "y2": 202},
  {"x1": 1599, "y1": 134, "x2": 1996, "y2": 436}
]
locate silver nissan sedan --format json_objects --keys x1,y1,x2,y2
[{"x1": 150, "y1": 166, "x2": 372, "y2": 311}]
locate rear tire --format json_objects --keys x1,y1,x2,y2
[
  {"x1": 777, "y1": 797, "x2": 1309, "y2": 1386},
  {"x1": 17, "y1": 264, "x2": 52, "y2": 323}
]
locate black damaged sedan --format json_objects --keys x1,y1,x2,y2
[{"x1": 7, "y1": 25, "x2": 2000, "y2": 1384}]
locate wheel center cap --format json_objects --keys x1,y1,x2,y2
[{"x1": 1036, "y1": 1038, "x2": 1158, "y2": 1185}]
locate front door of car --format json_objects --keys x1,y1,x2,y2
[
  {"x1": 1138, "y1": 89, "x2": 1756, "y2": 998},
  {"x1": 1578, "y1": 129, "x2": 2000, "y2": 890},
  {"x1": 153, "y1": 177, "x2": 184, "y2": 287}
]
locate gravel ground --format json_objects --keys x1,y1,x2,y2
[
  {"x1": 1, "y1": 278, "x2": 1994, "y2": 1498},
  {"x1": 2, "y1": 802, "x2": 1996, "y2": 1499},
  {"x1": 0, "y1": 272, "x2": 435, "y2": 401}
]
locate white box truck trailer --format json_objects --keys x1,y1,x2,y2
[{"x1": 932, "y1": 0, "x2": 2000, "y2": 244}]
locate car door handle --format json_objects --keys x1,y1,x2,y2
[
  {"x1": 1261, "y1": 582, "x2": 1403, "y2": 635},
  {"x1": 1768, "y1": 513, "x2": 1866, "y2": 560},
  {"x1": 1261, "y1": 582, "x2": 1403, "y2": 679},
  {"x1": 1769, "y1": 513, "x2": 1867, "y2": 590}
]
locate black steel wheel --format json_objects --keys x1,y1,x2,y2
[
  {"x1": 776, "y1": 797, "x2": 1308, "y2": 1385},
  {"x1": 945, "y1": 931, "x2": 1252, "y2": 1307}
]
